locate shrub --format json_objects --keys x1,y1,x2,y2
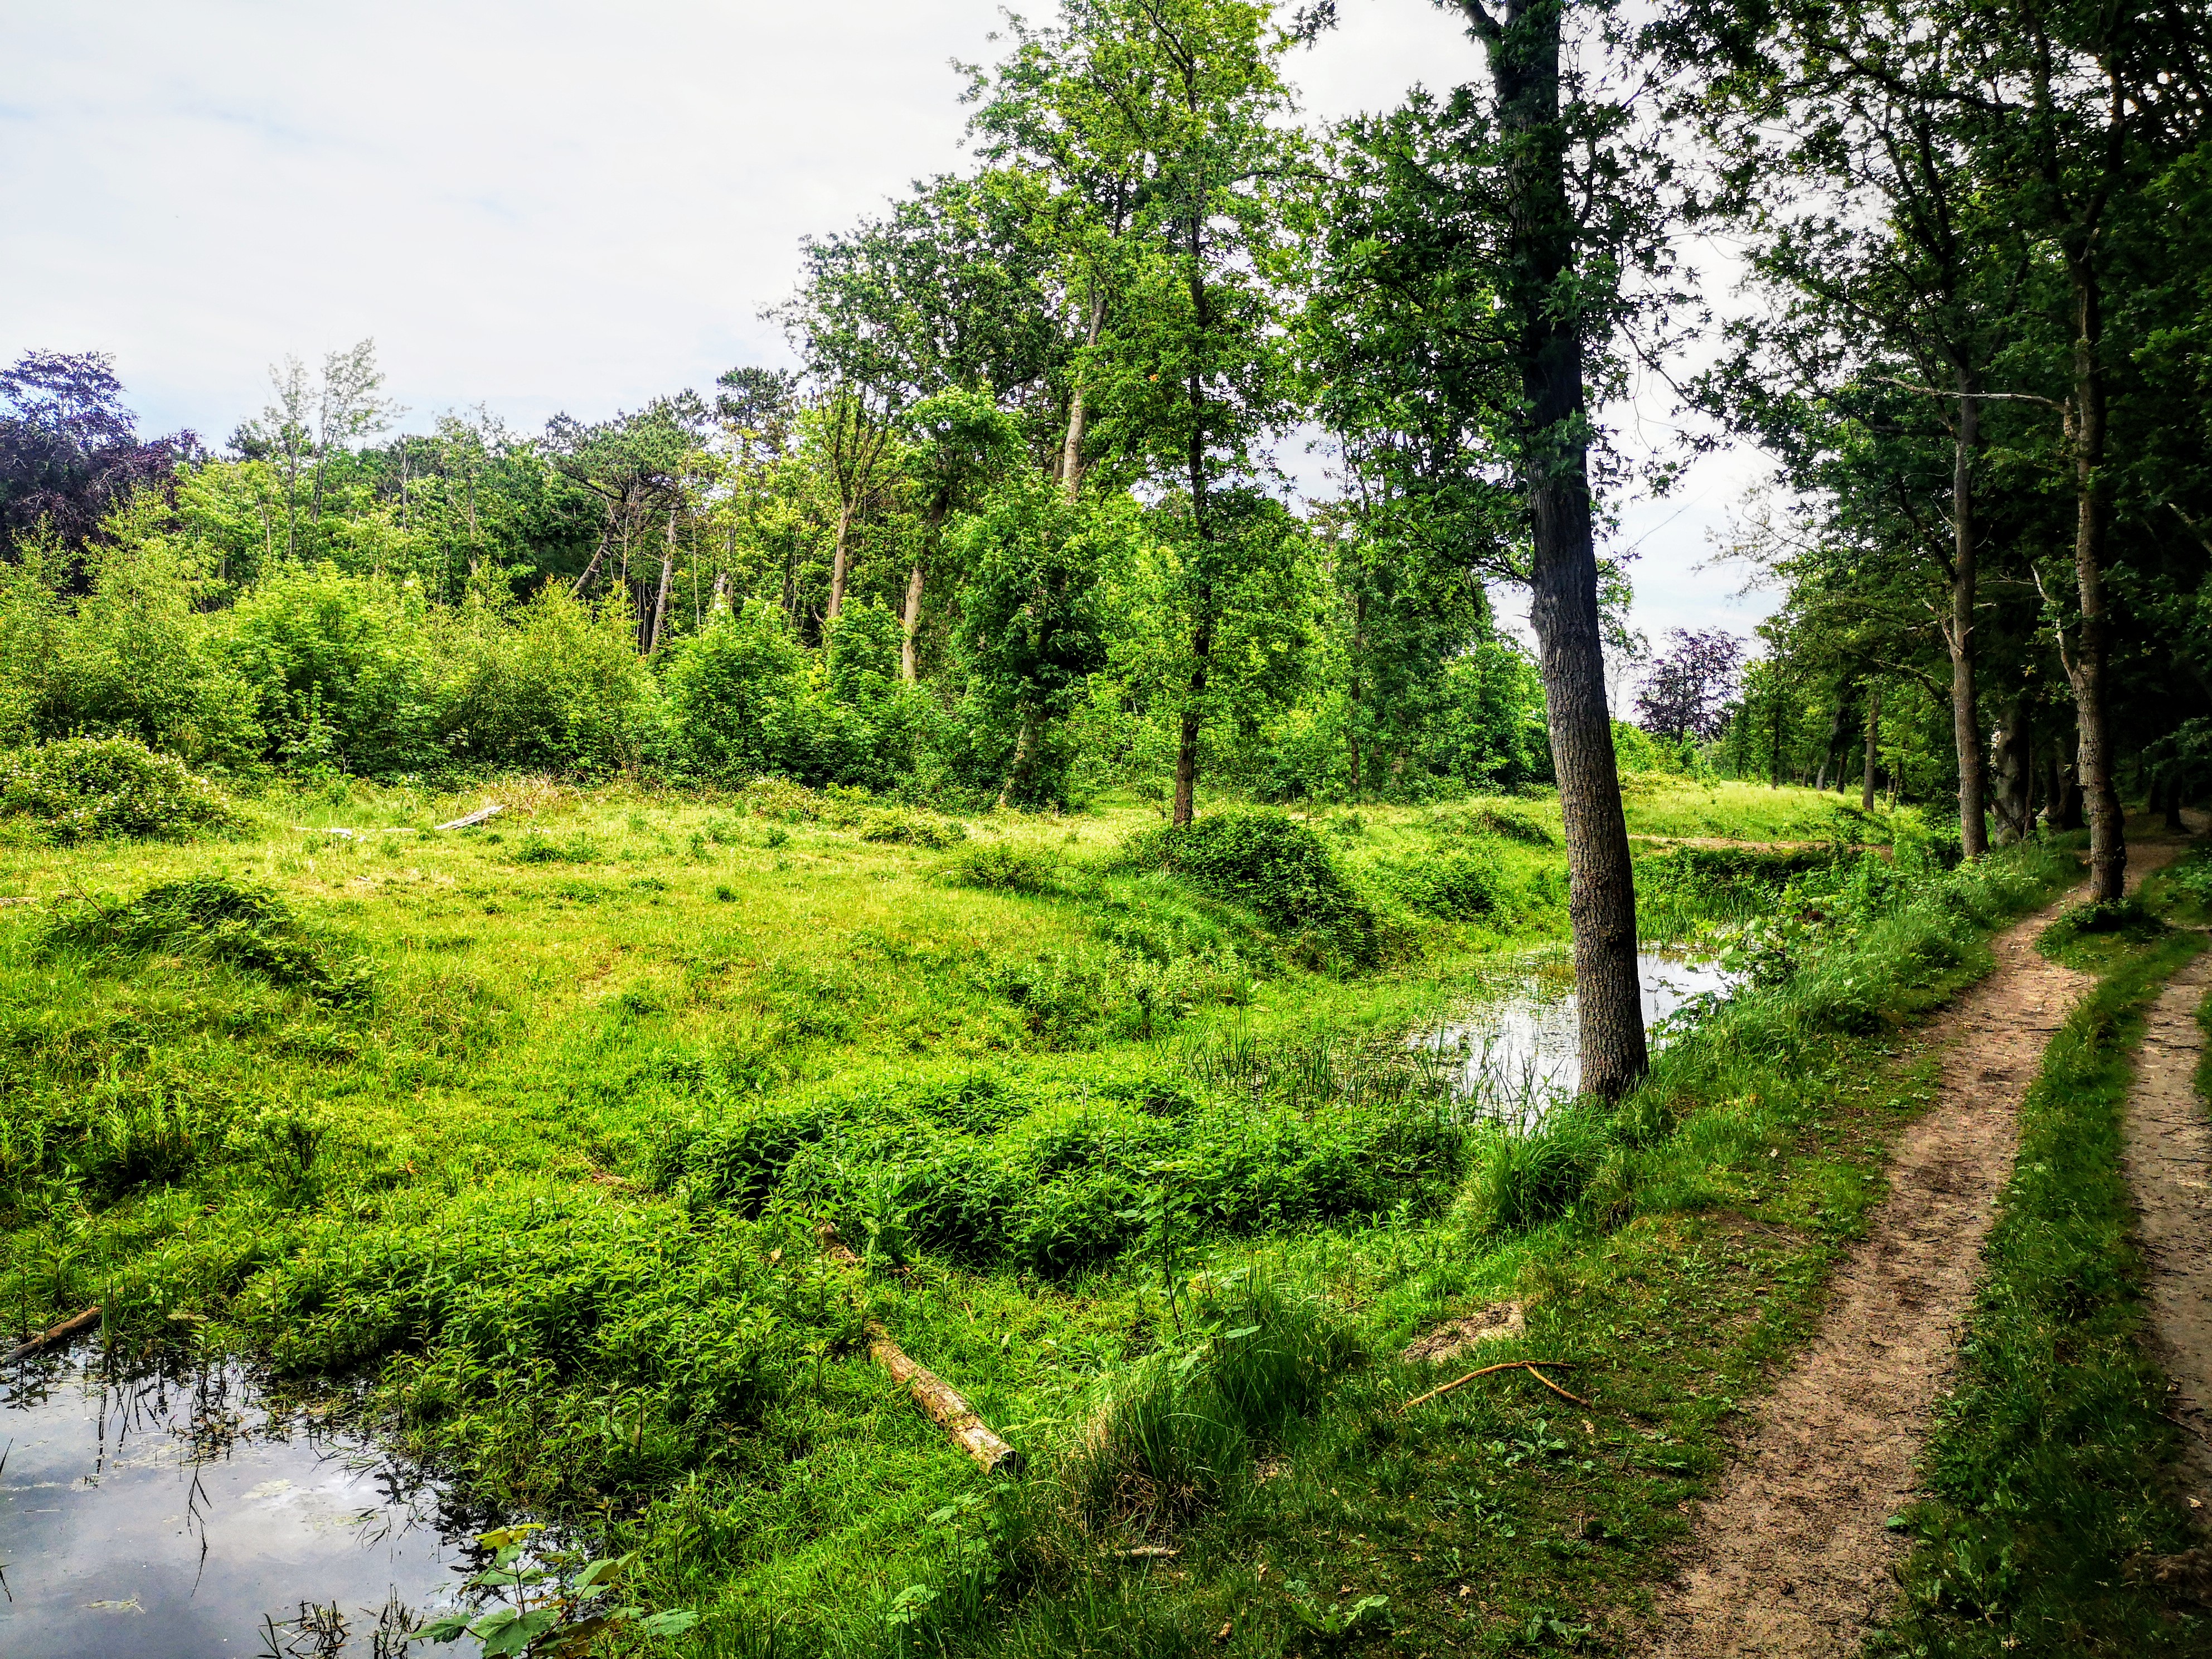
[
  {"x1": 860, "y1": 811, "x2": 967, "y2": 849},
  {"x1": 0, "y1": 736, "x2": 237, "y2": 843},
  {"x1": 661, "y1": 600, "x2": 811, "y2": 784},
  {"x1": 1122, "y1": 811, "x2": 1379, "y2": 964},
  {"x1": 946, "y1": 843, "x2": 1059, "y2": 894},
  {"x1": 42, "y1": 875, "x2": 371, "y2": 1006},
  {"x1": 1460, "y1": 1106, "x2": 1612, "y2": 1233},
  {"x1": 224, "y1": 565, "x2": 444, "y2": 778},
  {"x1": 440, "y1": 587, "x2": 654, "y2": 775},
  {"x1": 1383, "y1": 851, "x2": 1503, "y2": 919},
  {"x1": 0, "y1": 512, "x2": 265, "y2": 769}
]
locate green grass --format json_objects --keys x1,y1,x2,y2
[
  {"x1": 1869, "y1": 868, "x2": 2212, "y2": 1658},
  {"x1": 0, "y1": 773, "x2": 2069, "y2": 1656}
]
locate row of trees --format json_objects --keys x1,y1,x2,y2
[{"x1": 10, "y1": 0, "x2": 2206, "y2": 1097}]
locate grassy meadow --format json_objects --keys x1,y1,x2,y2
[{"x1": 2, "y1": 773, "x2": 2079, "y2": 1657}]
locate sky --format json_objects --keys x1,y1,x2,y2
[{"x1": 0, "y1": 0, "x2": 1777, "y2": 657}]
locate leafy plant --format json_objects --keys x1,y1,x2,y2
[
  {"x1": 0, "y1": 735, "x2": 237, "y2": 843},
  {"x1": 414, "y1": 1526, "x2": 698, "y2": 1657}
]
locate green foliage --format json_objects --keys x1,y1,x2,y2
[
  {"x1": 945, "y1": 842, "x2": 1060, "y2": 894},
  {"x1": 0, "y1": 507, "x2": 264, "y2": 768},
  {"x1": 0, "y1": 735, "x2": 237, "y2": 843},
  {"x1": 1459, "y1": 1107, "x2": 1612, "y2": 1234},
  {"x1": 224, "y1": 563, "x2": 444, "y2": 777},
  {"x1": 1060, "y1": 1273, "x2": 1357, "y2": 1531},
  {"x1": 1121, "y1": 810, "x2": 1380, "y2": 964},
  {"x1": 440, "y1": 586, "x2": 654, "y2": 776},
  {"x1": 41, "y1": 875, "x2": 371, "y2": 1006}
]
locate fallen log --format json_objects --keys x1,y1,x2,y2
[
  {"x1": 1399, "y1": 1359, "x2": 1588, "y2": 1414},
  {"x1": 5, "y1": 1304, "x2": 102, "y2": 1365},
  {"x1": 434, "y1": 804, "x2": 505, "y2": 831},
  {"x1": 816, "y1": 1225, "x2": 1020, "y2": 1474}
]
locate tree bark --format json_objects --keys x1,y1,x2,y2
[
  {"x1": 900, "y1": 559, "x2": 926, "y2": 682},
  {"x1": 827, "y1": 504, "x2": 853, "y2": 625},
  {"x1": 1861, "y1": 682, "x2": 1881, "y2": 813},
  {"x1": 1061, "y1": 288, "x2": 1106, "y2": 504},
  {"x1": 1991, "y1": 694, "x2": 2031, "y2": 844},
  {"x1": 2063, "y1": 254, "x2": 2125, "y2": 901},
  {"x1": 1170, "y1": 182, "x2": 1215, "y2": 830},
  {"x1": 645, "y1": 511, "x2": 676, "y2": 654},
  {"x1": 1948, "y1": 375, "x2": 1988, "y2": 857},
  {"x1": 1472, "y1": 0, "x2": 1646, "y2": 1099}
]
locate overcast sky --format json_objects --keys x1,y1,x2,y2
[{"x1": 1, "y1": 0, "x2": 1776, "y2": 653}]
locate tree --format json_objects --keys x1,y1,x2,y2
[
  {"x1": 1040, "y1": 0, "x2": 1308, "y2": 824},
  {"x1": 950, "y1": 469, "x2": 1116, "y2": 805},
  {"x1": 1635, "y1": 628, "x2": 1743, "y2": 743},
  {"x1": 1301, "y1": 0, "x2": 1682, "y2": 1099},
  {"x1": 0, "y1": 351, "x2": 193, "y2": 556}
]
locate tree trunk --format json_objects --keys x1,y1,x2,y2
[
  {"x1": 1948, "y1": 376, "x2": 1988, "y2": 857},
  {"x1": 1991, "y1": 695, "x2": 2031, "y2": 844},
  {"x1": 1861, "y1": 683, "x2": 1881, "y2": 813},
  {"x1": 1478, "y1": 1, "x2": 1646, "y2": 1100},
  {"x1": 1170, "y1": 193, "x2": 1214, "y2": 830},
  {"x1": 646, "y1": 511, "x2": 676, "y2": 654},
  {"x1": 571, "y1": 513, "x2": 615, "y2": 597},
  {"x1": 1348, "y1": 591, "x2": 1366, "y2": 801},
  {"x1": 900, "y1": 559, "x2": 926, "y2": 682},
  {"x1": 997, "y1": 719, "x2": 1037, "y2": 811},
  {"x1": 2062, "y1": 255, "x2": 2126, "y2": 901},
  {"x1": 828, "y1": 505, "x2": 853, "y2": 624},
  {"x1": 1060, "y1": 289, "x2": 1106, "y2": 504}
]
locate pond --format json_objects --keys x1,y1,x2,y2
[
  {"x1": 0, "y1": 1351, "x2": 474, "y2": 1657},
  {"x1": 1420, "y1": 950, "x2": 1736, "y2": 1120}
]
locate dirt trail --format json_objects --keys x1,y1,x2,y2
[
  {"x1": 1634, "y1": 845, "x2": 2184, "y2": 1658},
  {"x1": 2121, "y1": 946, "x2": 2212, "y2": 1495}
]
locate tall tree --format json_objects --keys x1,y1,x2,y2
[{"x1": 1303, "y1": 0, "x2": 1680, "y2": 1099}]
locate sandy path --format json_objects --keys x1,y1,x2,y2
[
  {"x1": 2121, "y1": 947, "x2": 2212, "y2": 1496},
  {"x1": 1635, "y1": 847, "x2": 2184, "y2": 1658}
]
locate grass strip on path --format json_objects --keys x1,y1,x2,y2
[{"x1": 1872, "y1": 903, "x2": 2211, "y2": 1659}]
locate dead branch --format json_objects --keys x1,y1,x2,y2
[
  {"x1": 816, "y1": 1225, "x2": 1020, "y2": 1474},
  {"x1": 1399, "y1": 1359, "x2": 1589, "y2": 1414},
  {"x1": 5, "y1": 1305, "x2": 102, "y2": 1365},
  {"x1": 434, "y1": 804, "x2": 505, "y2": 831}
]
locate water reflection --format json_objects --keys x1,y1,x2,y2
[
  {"x1": 0, "y1": 1352, "x2": 469, "y2": 1657},
  {"x1": 1420, "y1": 951, "x2": 1736, "y2": 1120}
]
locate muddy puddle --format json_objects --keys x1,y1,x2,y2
[
  {"x1": 1422, "y1": 950, "x2": 1736, "y2": 1118},
  {"x1": 1, "y1": 1350, "x2": 476, "y2": 1657}
]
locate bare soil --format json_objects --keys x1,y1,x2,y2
[
  {"x1": 2121, "y1": 946, "x2": 2212, "y2": 1497},
  {"x1": 1633, "y1": 846, "x2": 2184, "y2": 1658}
]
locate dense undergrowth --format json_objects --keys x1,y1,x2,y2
[{"x1": 0, "y1": 774, "x2": 2081, "y2": 1657}]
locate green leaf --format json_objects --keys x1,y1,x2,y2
[{"x1": 638, "y1": 1609, "x2": 702, "y2": 1637}]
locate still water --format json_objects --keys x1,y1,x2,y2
[
  {"x1": 1421, "y1": 950, "x2": 1736, "y2": 1118},
  {"x1": 0, "y1": 1354, "x2": 470, "y2": 1657}
]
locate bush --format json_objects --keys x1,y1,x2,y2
[
  {"x1": 224, "y1": 565, "x2": 444, "y2": 778},
  {"x1": 1383, "y1": 850, "x2": 1503, "y2": 919},
  {"x1": 440, "y1": 586, "x2": 654, "y2": 775},
  {"x1": 1460, "y1": 1107, "x2": 1612, "y2": 1233},
  {"x1": 0, "y1": 736, "x2": 237, "y2": 843},
  {"x1": 41, "y1": 875, "x2": 371, "y2": 1006},
  {"x1": 1122, "y1": 811, "x2": 1379, "y2": 964},
  {"x1": 0, "y1": 509, "x2": 264, "y2": 769},
  {"x1": 945, "y1": 843, "x2": 1059, "y2": 894}
]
